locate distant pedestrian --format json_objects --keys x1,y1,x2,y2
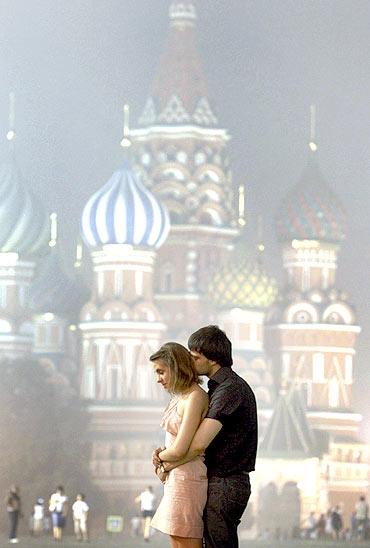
[
  {"x1": 49, "y1": 485, "x2": 68, "y2": 541},
  {"x1": 355, "y1": 495, "x2": 368, "y2": 540},
  {"x1": 350, "y1": 510, "x2": 357, "y2": 540},
  {"x1": 6, "y1": 485, "x2": 22, "y2": 544},
  {"x1": 330, "y1": 505, "x2": 343, "y2": 541},
  {"x1": 324, "y1": 509, "x2": 332, "y2": 538},
  {"x1": 305, "y1": 511, "x2": 316, "y2": 539},
  {"x1": 135, "y1": 486, "x2": 156, "y2": 542},
  {"x1": 131, "y1": 515, "x2": 141, "y2": 537},
  {"x1": 31, "y1": 498, "x2": 45, "y2": 536},
  {"x1": 72, "y1": 493, "x2": 89, "y2": 542},
  {"x1": 316, "y1": 513, "x2": 326, "y2": 539}
]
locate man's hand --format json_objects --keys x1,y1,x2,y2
[
  {"x1": 152, "y1": 447, "x2": 164, "y2": 468},
  {"x1": 162, "y1": 461, "x2": 176, "y2": 472}
]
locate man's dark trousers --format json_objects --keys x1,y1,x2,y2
[
  {"x1": 203, "y1": 473, "x2": 251, "y2": 548},
  {"x1": 8, "y1": 510, "x2": 19, "y2": 540}
]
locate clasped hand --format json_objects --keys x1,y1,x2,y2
[
  {"x1": 152, "y1": 447, "x2": 168, "y2": 483},
  {"x1": 152, "y1": 446, "x2": 164, "y2": 468}
]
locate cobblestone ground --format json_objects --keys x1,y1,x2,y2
[{"x1": 0, "y1": 536, "x2": 366, "y2": 548}]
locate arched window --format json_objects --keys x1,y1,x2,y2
[
  {"x1": 84, "y1": 367, "x2": 95, "y2": 399},
  {"x1": 161, "y1": 264, "x2": 174, "y2": 293},
  {"x1": 293, "y1": 310, "x2": 312, "y2": 323},
  {"x1": 107, "y1": 366, "x2": 121, "y2": 400},
  {"x1": 328, "y1": 377, "x2": 339, "y2": 408},
  {"x1": 312, "y1": 353, "x2": 325, "y2": 383}
]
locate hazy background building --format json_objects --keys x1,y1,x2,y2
[{"x1": 1, "y1": 0, "x2": 370, "y2": 533}]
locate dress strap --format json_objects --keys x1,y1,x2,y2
[{"x1": 160, "y1": 396, "x2": 180, "y2": 428}]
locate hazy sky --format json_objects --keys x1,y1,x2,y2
[{"x1": 1, "y1": 0, "x2": 369, "y2": 431}]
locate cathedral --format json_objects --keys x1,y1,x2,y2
[{"x1": 0, "y1": 0, "x2": 368, "y2": 534}]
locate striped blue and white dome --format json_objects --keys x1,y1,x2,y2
[
  {"x1": 0, "y1": 159, "x2": 49, "y2": 256},
  {"x1": 81, "y1": 161, "x2": 170, "y2": 249}
]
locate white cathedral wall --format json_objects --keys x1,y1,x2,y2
[
  {"x1": 253, "y1": 456, "x2": 322, "y2": 523},
  {"x1": 80, "y1": 329, "x2": 165, "y2": 401}
]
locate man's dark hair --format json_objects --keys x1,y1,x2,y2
[{"x1": 188, "y1": 325, "x2": 233, "y2": 367}]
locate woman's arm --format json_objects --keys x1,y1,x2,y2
[{"x1": 158, "y1": 391, "x2": 207, "y2": 462}]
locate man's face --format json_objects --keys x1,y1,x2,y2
[{"x1": 190, "y1": 350, "x2": 214, "y2": 376}]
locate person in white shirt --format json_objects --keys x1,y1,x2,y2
[
  {"x1": 355, "y1": 495, "x2": 369, "y2": 540},
  {"x1": 49, "y1": 486, "x2": 68, "y2": 541},
  {"x1": 32, "y1": 498, "x2": 44, "y2": 536},
  {"x1": 72, "y1": 493, "x2": 89, "y2": 542},
  {"x1": 135, "y1": 486, "x2": 156, "y2": 542}
]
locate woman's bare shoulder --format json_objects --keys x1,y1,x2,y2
[{"x1": 188, "y1": 385, "x2": 208, "y2": 404}]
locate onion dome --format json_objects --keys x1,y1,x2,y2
[
  {"x1": 29, "y1": 252, "x2": 90, "y2": 318},
  {"x1": 0, "y1": 159, "x2": 49, "y2": 256},
  {"x1": 276, "y1": 152, "x2": 346, "y2": 244},
  {"x1": 81, "y1": 161, "x2": 170, "y2": 249},
  {"x1": 208, "y1": 258, "x2": 278, "y2": 310}
]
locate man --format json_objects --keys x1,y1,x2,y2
[
  {"x1": 72, "y1": 493, "x2": 89, "y2": 542},
  {"x1": 6, "y1": 485, "x2": 22, "y2": 544},
  {"x1": 153, "y1": 325, "x2": 257, "y2": 548},
  {"x1": 135, "y1": 486, "x2": 156, "y2": 542},
  {"x1": 330, "y1": 505, "x2": 343, "y2": 541},
  {"x1": 355, "y1": 495, "x2": 369, "y2": 540}
]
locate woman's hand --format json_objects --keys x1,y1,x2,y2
[
  {"x1": 155, "y1": 464, "x2": 168, "y2": 484},
  {"x1": 152, "y1": 447, "x2": 165, "y2": 468}
]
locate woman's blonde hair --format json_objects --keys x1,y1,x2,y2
[{"x1": 150, "y1": 342, "x2": 200, "y2": 394}]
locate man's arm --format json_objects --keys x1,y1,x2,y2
[
  {"x1": 157, "y1": 390, "x2": 208, "y2": 462},
  {"x1": 155, "y1": 418, "x2": 222, "y2": 470}
]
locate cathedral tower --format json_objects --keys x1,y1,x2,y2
[
  {"x1": 208, "y1": 227, "x2": 278, "y2": 434},
  {"x1": 79, "y1": 155, "x2": 170, "y2": 502},
  {"x1": 266, "y1": 135, "x2": 361, "y2": 438},
  {"x1": 131, "y1": 1, "x2": 238, "y2": 335},
  {"x1": 0, "y1": 98, "x2": 49, "y2": 358}
]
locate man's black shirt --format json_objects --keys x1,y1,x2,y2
[{"x1": 205, "y1": 366, "x2": 257, "y2": 477}]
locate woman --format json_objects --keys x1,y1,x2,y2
[
  {"x1": 49, "y1": 485, "x2": 68, "y2": 541},
  {"x1": 150, "y1": 342, "x2": 208, "y2": 548}
]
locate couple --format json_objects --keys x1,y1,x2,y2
[{"x1": 150, "y1": 325, "x2": 258, "y2": 548}]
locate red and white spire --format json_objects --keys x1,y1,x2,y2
[{"x1": 139, "y1": 1, "x2": 217, "y2": 127}]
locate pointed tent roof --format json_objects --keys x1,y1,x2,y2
[
  {"x1": 260, "y1": 387, "x2": 317, "y2": 458},
  {"x1": 138, "y1": 1, "x2": 218, "y2": 127}
]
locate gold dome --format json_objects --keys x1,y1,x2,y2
[{"x1": 208, "y1": 259, "x2": 278, "y2": 310}]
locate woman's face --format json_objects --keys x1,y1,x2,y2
[{"x1": 152, "y1": 359, "x2": 171, "y2": 391}]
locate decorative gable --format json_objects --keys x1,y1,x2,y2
[
  {"x1": 157, "y1": 95, "x2": 191, "y2": 124},
  {"x1": 192, "y1": 96, "x2": 218, "y2": 126},
  {"x1": 138, "y1": 97, "x2": 157, "y2": 126}
]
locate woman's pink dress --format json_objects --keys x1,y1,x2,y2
[{"x1": 151, "y1": 397, "x2": 208, "y2": 538}]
